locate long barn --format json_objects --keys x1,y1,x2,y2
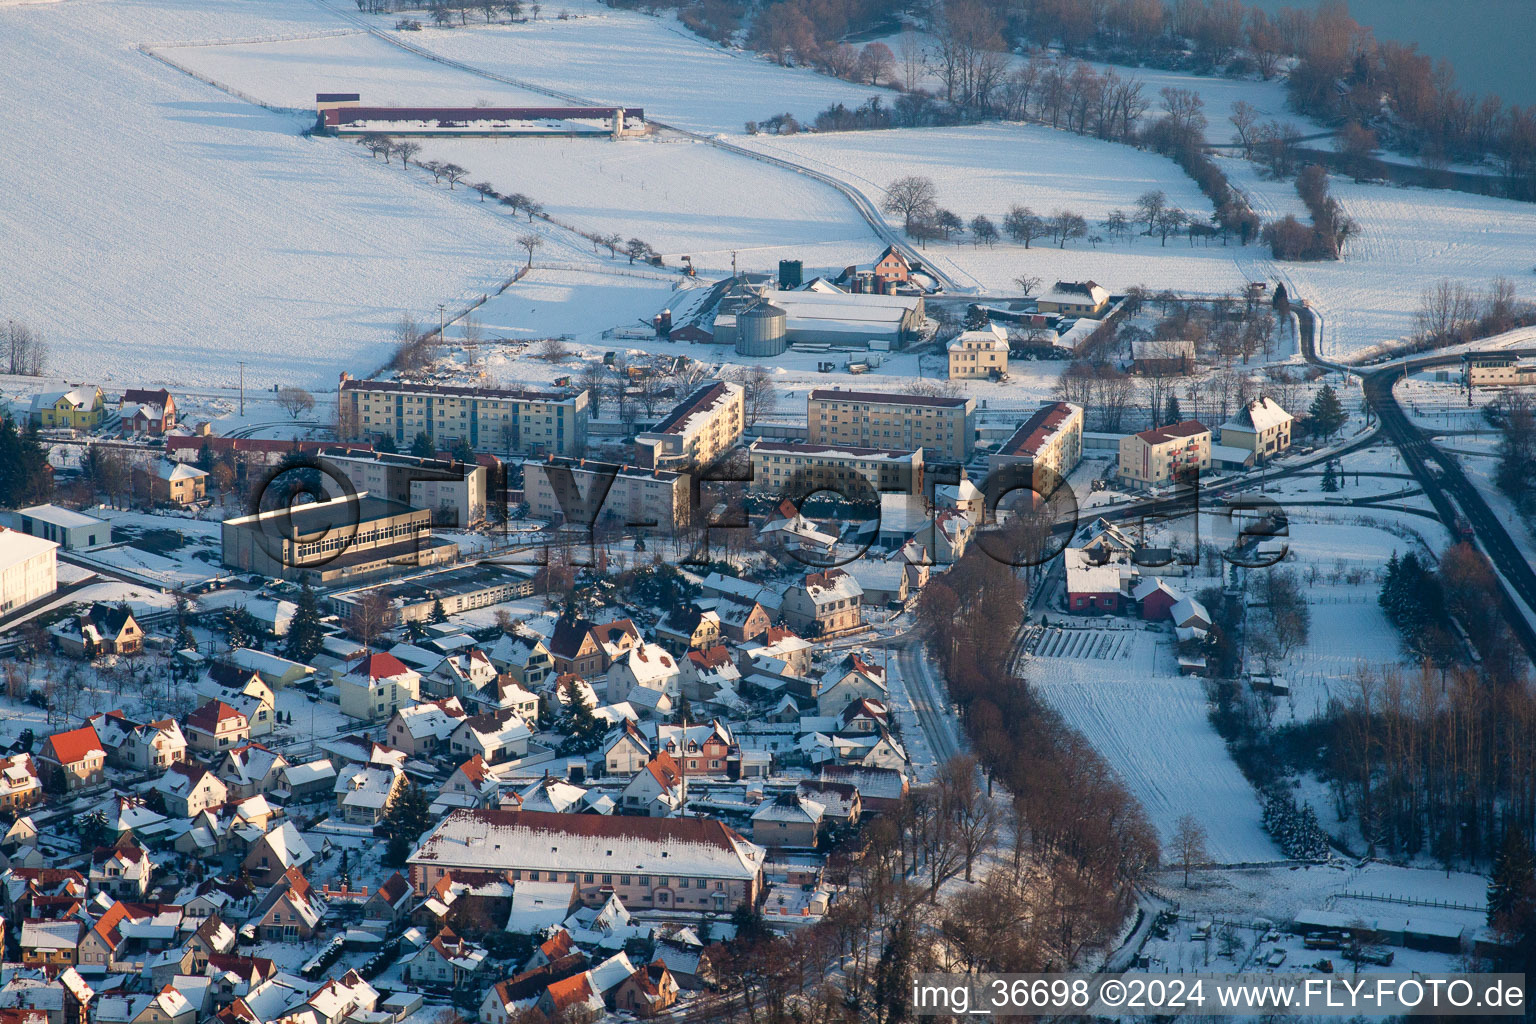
[{"x1": 317, "y1": 96, "x2": 645, "y2": 138}]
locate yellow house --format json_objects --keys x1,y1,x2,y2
[
  {"x1": 29, "y1": 385, "x2": 105, "y2": 430},
  {"x1": 947, "y1": 327, "x2": 1009, "y2": 380}
]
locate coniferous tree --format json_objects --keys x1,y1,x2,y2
[
  {"x1": 283, "y1": 582, "x2": 325, "y2": 663},
  {"x1": 430, "y1": 598, "x2": 448, "y2": 624},
  {"x1": 410, "y1": 432, "x2": 435, "y2": 459},
  {"x1": 1321, "y1": 461, "x2": 1340, "y2": 491},
  {"x1": 1164, "y1": 393, "x2": 1182, "y2": 425},
  {"x1": 1308, "y1": 384, "x2": 1346, "y2": 439},
  {"x1": 376, "y1": 434, "x2": 398, "y2": 454},
  {"x1": 1489, "y1": 825, "x2": 1536, "y2": 932}
]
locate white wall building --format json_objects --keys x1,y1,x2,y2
[{"x1": 0, "y1": 527, "x2": 57, "y2": 616}]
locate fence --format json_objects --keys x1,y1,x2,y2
[{"x1": 1331, "y1": 890, "x2": 1485, "y2": 913}]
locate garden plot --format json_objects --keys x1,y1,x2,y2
[
  {"x1": 1029, "y1": 628, "x2": 1275, "y2": 863},
  {"x1": 0, "y1": 0, "x2": 531, "y2": 389},
  {"x1": 1032, "y1": 627, "x2": 1137, "y2": 660},
  {"x1": 740, "y1": 123, "x2": 1264, "y2": 294}
]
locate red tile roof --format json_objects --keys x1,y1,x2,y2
[
  {"x1": 42, "y1": 725, "x2": 104, "y2": 766},
  {"x1": 187, "y1": 700, "x2": 246, "y2": 733},
  {"x1": 349, "y1": 652, "x2": 412, "y2": 680},
  {"x1": 1133, "y1": 419, "x2": 1210, "y2": 445}
]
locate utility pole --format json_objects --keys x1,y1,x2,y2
[
  {"x1": 237, "y1": 361, "x2": 246, "y2": 416},
  {"x1": 438, "y1": 304, "x2": 446, "y2": 343}
]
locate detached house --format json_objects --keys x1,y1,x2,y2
[
  {"x1": 249, "y1": 868, "x2": 323, "y2": 941},
  {"x1": 38, "y1": 725, "x2": 107, "y2": 793},
  {"x1": 184, "y1": 701, "x2": 249, "y2": 754},
  {"x1": 620, "y1": 753, "x2": 685, "y2": 818},
  {"x1": 334, "y1": 765, "x2": 405, "y2": 826},
  {"x1": 781, "y1": 569, "x2": 863, "y2": 637},
  {"x1": 88, "y1": 712, "x2": 187, "y2": 772},
  {"x1": 750, "y1": 794, "x2": 824, "y2": 848},
  {"x1": 400, "y1": 928, "x2": 486, "y2": 989},
  {"x1": 242, "y1": 822, "x2": 315, "y2": 886},
  {"x1": 487, "y1": 632, "x2": 554, "y2": 690},
  {"x1": 29, "y1": 385, "x2": 105, "y2": 431},
  {"x1": 118, "y1": 389, "x2": 177, "y2": 436},
  {"x1": 337, "y1": 653, "x2": 420, "y2": 723},
  {"x1": 152, "y1": 763, "x2": 228, "y2": 818},
  {"x1": 548, "y1": 617, "x2": 641, "y2": 679},
  {"x1": 613, "y1": 962, "x2": 678, "y2": 1019},
  {"x1": 432, "y1": 756, "x2": 500, "y2": 815},
  {"x1": 215, "y1": 744, "x2": 288, "y2": 800},
  {"x1": 1219, "y1": 396, "x2": 1292, "y2": 462},
  {"x1": 89, "y1": 841, "x2": 154, "y2": 899},
  {"x1": 386, "y1": 698, "x2": 467, "y2": 757},
  {"x1": 604, "y1": 644, "x2": 680, "y2": 706},
  {"x1": 816, "y1": 654, "x2": 888, "y2": 716},
  {"x1": 53, "y1": 603, "x2": 142, "y2": 659},
  {"x1": 424, "y1": 651, "x2": 499, "y2": 706},
  {"x1": 136, "y1": 460, "x2": 207, "y2": 507},
  {"x1": 0, "y1": 755, "x2": 43, "y2": 811},
  {"x1": 448, "y1": 710, "x2": 531, "y2": 766}
]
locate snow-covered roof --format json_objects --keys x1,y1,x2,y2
[
  {"x1": 409, "y1": 809, "x2": 765, "y2": 882},
  {"x1": 17, "y1": 504, "x2": 104, "y2": 530},
  {"x1": 505, "y1": 880, "x2": 576, "y2": 934},
  {"x1": 947, "y1": 328, "x2": 1009, "y2": 352},
  {"x1": 1222, "y1": 396, "x2": 1292, "y2": 433},
  {"x1": 0, "y1": 528, "x2": 57, "y2": 573}
]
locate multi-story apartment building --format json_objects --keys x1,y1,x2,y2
[
  {"x1": 0, "y1": 527, "x2": 57, "y2": 615},
  {"x1": 988, "y1": 402, "x2": 1083, "y2": 494},
  {"x1": 317, "y1": 448, "x2": 488, "y2": 526},
  {"x1": 336, "y1": 375, "x2": 588, "y2": 457},
  {"x1": 523, "y1": 457, "x2": 689, "y2": 531},
  {"x1": 634, "y1": 381, "x2": 743, "y2": 470},
  {"x1": 1117, "y1": 420, "x2": 1211, "y2": 485},
  {"x1": 408, "y1": 809, "x2": 765, "y2": 913},
  {"x1": 747, "y1": 440, "x2": 923, "y2": 497},
  {"x1": 807, "y1": 389, "x2": 975, "y2": 462}
]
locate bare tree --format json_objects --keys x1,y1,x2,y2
[
  {"x1": 1003, "y1": 205, "x2": 1046, "y2": 247},
  {"x1": 345, "y1": 590, "x2": 397, "y2": 646},
  {"x1": 882, "y1": 175, "x2": 939, "y2": 232},
  {"x1": 733, "y1": 364, "x2": 776, "y2": 428},
  {"x1": 6, "y1": 321, "x2": 47, "y2": 376},
  {"x1": 533, "y1": 337, "x2": 572, "y2": 362},
  {"x1": 1134, "y1": 189, "x2": 1166, "y2": 235},
  {"x1": 357, "y1": 133, "x2": 393, "y2": 161},
  {"x1": 470, "y1": 181, "x2": 496, "y2": 202},
  {"x1": 1013, "y1": 274, "x2": 1042, "y2": 296},
  {"x1": 516, "y1": 233, "x2": 543, "y2": 268},
  {"x1": 623, "y1": 238, "x2": 653, "y2": 265},
  {"x1": 577, "y1": 361, "x2": 607, "y2": 417},
  {"x1": 391, "y1": 140, "x2": 421, "y2": 167},
  {"x1": 1229, "y1": 100, "x2": 1259, "y2": 157},
  {"x1": 276, "y1": 387, "x2": 315, "y2": 419},
  {"x1": 1170, "y1": 813, "x2": 1208, "y2": 887}
]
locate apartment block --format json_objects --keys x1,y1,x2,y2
[
  {"x1": 988, "y1": 402, "x2": 1083, "y2": 494},
  {"x1": 634, "y1": 381, "x2": 743, "y2": 470},
  {"x1": 1117, "y1": 420, "x2": 1212, "y2": 485},
  {"x1": 807, "y1": 389, "x2": 975, "y2": 462},
  {"x1": 337, "y1": 375, "x2": 588, "y2": 457},
  {"x1": 318, "y1": 448, "x2": 488, "y2": 526},
  {"x1": 523, "y1": 457, "x2": 690, "y2": 531},
  {"x1": 747, "y1": 440, "x2": 923, "y2": 497}
]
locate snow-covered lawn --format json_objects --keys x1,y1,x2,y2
[
  {"x1": 740, "y1": 123, "x2": 1264, "y2": 294},
  {"x1": 0, "y1": 0, "x2": 538, "y2": 389},
  {"x1": 1027, "y1": 626, "x2": 1275, "y2": 863}
]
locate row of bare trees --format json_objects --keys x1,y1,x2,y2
[
  {"x1": 1413, "y1": 276, "x2": 1536, "y2": 351},
  {"x1": 5, "y1": 319, "x2": 47, "y2": 376}
]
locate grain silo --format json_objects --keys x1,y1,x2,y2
[{"x1": 735, "y1": 300, "x2": 788, "y2": 356}]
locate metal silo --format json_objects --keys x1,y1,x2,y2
[{"x1": 735, "y1": 301, "x2": 788, "y2": 356}]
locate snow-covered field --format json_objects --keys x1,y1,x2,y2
[
  {"x1": 1027, "y1": 626, "x2": 1276, "y2": 863},
  {"x1": 741, "y1": 123, "x2": 1263, "y2": 294},
  {"x1": 409, "y1": 135, "x2": 877, "y2": 274},
  {"x1": 363, "y1": 0, "x2": 898, "y2": 134},
  {"x1": 0, "y1": 0, "x2": 541, "y2": 390}
]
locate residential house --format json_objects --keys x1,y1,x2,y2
[
  {"x1": 432, "y1": 756, "x2": 500, "y2": 815},
  {"x1": 88, "y1": 712, "x2": 187, "y2": 772},
  {"x1": 337, "y1": 653, "x2": 421, "y2": 723},
  {"x1": 118, "y1": 389, "x2": 177, "y2": 435},
  {"x1": 215, "y1": 745, "x2": 288, "y2": 800},
  {"x1": 53, "y1": 603, "x2": 142, "y2": 658},
  {"x1": 548, "y1": 617, "x2": 640, "y2": 679},
  {"x1": 136, "y1": 461, "x2": 207, "y2": 507},
  {"x1": 604, "y1": 644, "x2": 680, "y2": 706},
  {"x1": 536, "y1": 974, "x2": 604, "y2": 1024},
  {"x1": 1035, "y1": 280, "x2": 1110, "y2": 316},
  {"x1": 601, "y1": 722, "x2": 652, "y2": 779},
  {"x1": 646, "y1": 721, "x2": 737, "y2": 777},
  {"x1": 486, "y1": 633, "x2": 553, "y2": 689},
  {"x1": 816, "y1": 654, "x2": 887, "y2": 716},
  {"x1": 152, "y1": 763, "x2": 228, "y2": 818},
  {"x1": 276, "y1": 760, "x2": 337, "y2": 804},
  {"x1": 1130, "y1": 340, "x2": 1195, "y2": 375},
  {"x1": 0, "y1": 755, "x2": 43, "y2": 811},
  {"x1": 447, "y1": 710, "x2": 531, "y2": 766},
  {"x1": 1219, "y1": 396, "x2": 1293, "y2": 462},
  {"x1": 505, "y1": 880, "x2": 581, "y2": 936},
  {"x1": 698, "y1": 594, "x2": 770, "y2": 644},
  {"x1": 89, "y1": 841, "x2": 154, "y2": 899},
  {"x1": 20, "y1": 920, "x2": 83, "y2": 966},
  {"x1": 423, "y1": 651, "x2": 499, "y2": 707},
  {"x1": 184, "y1": 701, "x2": 249, "y2": 754},
  {"x1": 750, "y1": 794, "x2": 824, "y2": 848},
  {"x1": 37, "y1": 725, "x2": 107, "y2": 793},
  {"x1": 361, "y1": 873, "x2": 414, "y2": 929},
  {"x1": 988, "y1": 401, "x2": 1084, "y2": 495},
  {"x1": 679, "y1": 647, "x2": 742, "y2": 707},
  {"x1": 242, "y1": 823, "x2": 315, "y2": 886},
  {"x1": 795, "y1": 779, "x2": 860, "y2": 825},
  {"x1": 400, "y1": 928, "x2": 486, "y2": 989},
  {"x1": 652, "y1": 607, "x2": 721, "y2": 655},
  {"x1": 333, "y1": 764, "x2": 404, "y2": 826},
  {"x1": 947, "y1": 326, "x2": 1009, "y2": 380},
  {"x1": 620, "y1": 753, "x2": 685, "y2": 818},
  {"x1": 249, "y1": 868, "x2": 323, "y2": 941},
  {"x1": 782, "y1": 569, "x2": 863, "y2": 637},
  {"x1": 386, "y1": 698, "x2": 467, "y2": 757},
  {"x1": 820, "y1": 765, "x2": 908, "y2": 814},
  {"x1": 29, "y1": 385, "x2": 104, "y2": 431},
  {"x1": 195, "y1": 663, "x2": 276, "y2": 738}
]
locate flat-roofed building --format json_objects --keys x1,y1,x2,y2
[
  {"x1": 337, "y1": 375, "x2": 588, "y2": 457},
  {"x1": 16, "y1": 504, "x2": 110, "y2": 550},
  {"x1": 1466, "y1": 354, "x2": 1536, "y2": 387},
  {"x1": 523, "y1": 457, "x2": 689, "y2": 531},
  {"x1": 714, "y1": 283, "x2": 926, "y2": 349},
  {"x1": 317, "y1": 448, "x2": 488, "y2": 527},
  {"x1": 988, "y1": 402, "x2": 1083, "y2": 494},
  {"x1": 221, "y1": 493, "x2": 456, "y2": 584},
  {"x1": 807, "y1": 389, "x2": 975, "y2": 461},
  {"x1": 747, "y1": 440, "x2": 923, "y2": 497},
  {"x1": 1117, "y1": 420, "x2": 1211, "y2": 485},
  {"x1": 331, "y1": 563, "x2": 537, "y2": 624},
  {"x1": 0, "y1": 527, "x2": 57, "y2": 616},
  {"x1": 407, "y1": 809, "x2": 765, "y2": 912},
  {"x1": 634, "y1": 382, "x2": 743, "y2": 471}
]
